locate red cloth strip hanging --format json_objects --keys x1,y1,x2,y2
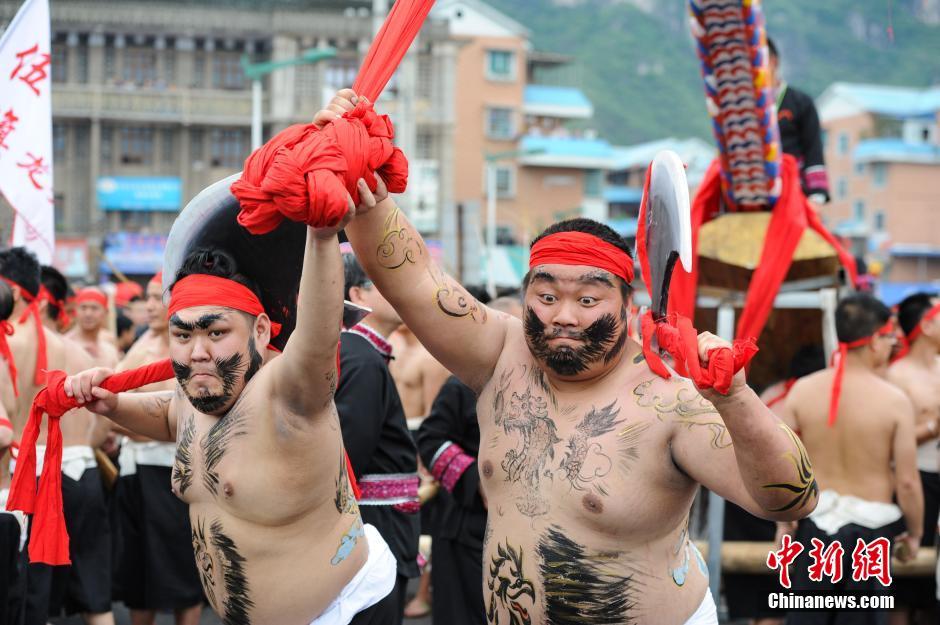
[
  {"x1": 231, "y1": 0, "x2": 435, "y2": 237},
  {"x1": 353, "y1": 0, "x2": 437, "y2": 103},
  {"x1": 7, "y1": 359, "x2": 176, "y2": 565},
  {"x1": 828, "y1": 319, "x2": 895, "y2": 427},
  {"x1": 765, "y1": 378, "x2": 796, "y2": 409}
]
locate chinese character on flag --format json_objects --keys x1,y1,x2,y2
[
  {"x1": 807, "y1": 538, "x2": 845, "y2": 584},
  {"x1": 767, "y1": 534, "x2": 805, "y2": 589},
  {"x1": 0, "y1": 108, "x2": 19, "y2": 150},
  {"x1": 9, "y1": 43, "x2": 50, "y2": 96},
  {"x1": 851, "y1": 537, "x2": 892, "y2": 587},
  {"x1": 0, "y1": 0, "x2": 54, "y2": 263}
]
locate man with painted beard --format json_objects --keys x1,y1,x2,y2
[
  {"x1": 326, "y1": 85, "x2": 817, "y2": 625},
  {"x1": 65, "y1": 216, "x2": 399, "y2": 624}
]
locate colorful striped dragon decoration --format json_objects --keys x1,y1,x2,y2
[
  {"x1": 689, "y1": 0, "x2": 781, "y2": 211},
  {"x1": 670, "y1": 0, "x2": 857, "y2": 346}
]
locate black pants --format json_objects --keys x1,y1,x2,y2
[
  {"x1": 0, "y1": 513, "x2": 25, "y2": 625},
  {"x1": 431, "y1": 537, "x2": 486, "y2": 625},
  {"x1": 784, "y1": 517, "x2": 902, "y2": 625},
  {"x1": 25, "y1": 467, "x2": 112, "y2": 625},
  {"x1": 114, "y1": 466, "x2": 202, "y2": 610}
]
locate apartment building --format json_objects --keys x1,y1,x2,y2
[
  {"x1": 0, "y1": 0, "x2": 456, "y2": 277},
  {"x1": 817, "y1": 82, "x2": 940, "y2": 299}
]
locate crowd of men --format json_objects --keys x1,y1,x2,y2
[{"x1": 0, "y1": 76, "x2": 936, "y2": 625}]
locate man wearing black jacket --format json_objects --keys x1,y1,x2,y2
[
  {"x1": 416, "y1": 295, "x2": 521, "y2": 625},
  {"x1": 769, "y1": 37, "x2": 830, "y2": 204},
  {"x1": 336, "y1": 252, "x2": 421, "y2": 624}
]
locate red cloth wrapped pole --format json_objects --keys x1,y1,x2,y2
[
  {"x1": 230, "y1": 0, "x2": 435, "y2": 235},
  {"x1": 7, "y1": 359, "x2": 176, "y2": 565},
  {"x1": 634, "y1": 164, "x2": 758, "y2": 393},
  {"x1": 669, "y1": 154, "x2": 858, "y2": 344}
]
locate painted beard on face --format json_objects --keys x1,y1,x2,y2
[
  {"x1": 172, "y1": 338, "x2": 263, "y2": 414},
  {"x1": 524, "y1": 306, "x2": 627, "y2": 377}
]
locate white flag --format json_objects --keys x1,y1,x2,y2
[{"x1": 0, "y1": 0, "x2": 54, "y2": 264}]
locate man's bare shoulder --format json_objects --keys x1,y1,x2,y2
[{"x1": 58, "y1": 333, "x2": 95, "y2": 373}]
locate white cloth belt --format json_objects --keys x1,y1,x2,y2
[
  {"x1": 0, "y1": 488, "x2": 27, "y2": 551},
  {"x1": 119, "y1": 439, "x2": 176, "y2": 476},
  {"x1": 916, "y1": 439, "x2": 939, "y2": 473},
  {"x1": 308, "y1": 523, "x2": 397, "y2": 625},
  {"x1": 809, "y1": 490, "x2": 903, "y2": 535},
  {"x1": 10, "y1": 444, "x2": 96, "y2": 481},
  {"x1": 684, "y1": 589, "x2": 718, "y2": 625}
]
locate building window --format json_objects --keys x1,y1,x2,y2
[
  {"x1": 874, "y1": 211, "x2": 886, "y2": 231},
  {"x1": 324, "y1": 57, "x2": 359, "y2": 91},
  {"x1": 871, "y1": 163, "x2": 887, "y2": 188},
  {"x1": 492, "y1": 165, "x2": 515, "y2": 199},
  {"x1": 416, "y1": 131, "x2": 434, "y2": 159},
  {"x1": 190, "y1": 129, "x2": 204, "y2": 162},
  {"x1": 164, "y1": 50, "x2": 176, "y2": 86},
  {"x1": 119, "y1": 127, "x2": 154, "y2": 165},
  {"x1": 853, "y1": 200, "x2": 866, "y2": 221},
  {"x1": 162, "y1": 128, "x2": 175, "y2": 165},
  {"x1": 853, "y1": 162, "x2": 865, "y2": 176},
  {"x1": 838, "y1": 132, "x2": 849, "y2": 156},
  {"x1": 209, "y1": 128, "x2": 248, "y2": 168},
  {"x1": 53, "y1": 125, "x2": 67, "y2": 163},
  {"x1": 837, "y1": 176, "x2": 848, "y2": 199},
  {"x1": 118, "y1": 211, "x2": 153, "y2": 231},
  {"x1": 75, "y1": 45, "x2": 88, "y2": 84},
  {"x1": 192, "y1": 52, "x2": 206, "y2": 88},
  {"x1": 584, "y1": 170, "x2": 603, "y2": 198},
  {"x1": 417, "y1": 55, "x2": 433, "y2": 99},
  {"x1": 51, "y1": 45, "x2": 68, "y2": 83},
  {"x1": 101, "y1": 126, "x2": 113, "y2": 166},
  {"x1": 123, "y1": 47, "x2": 157, "y2": 86},
  {"x1": 486, "y1": 50, "x2": 515, "y2": 81},
  {"x1": 212, "y1": 52, "x2": 245, "y2": 90},
  {"x1": 74, "y1": 125, "x2": 89, "y2": 163},
  {"x1": 104, "y1": 45, "x2": 116, "y2": 82},
  {"x1": 486, "y1": 107, "x2": 514, "y2": 140}
]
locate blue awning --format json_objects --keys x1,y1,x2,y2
[{"x1": 877, "y1": 282, "x2": 940, "y2": 307}]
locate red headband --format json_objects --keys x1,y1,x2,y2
[
  {"x1": 893, "y1": 302, "x2": 940, "y2": 362},
  {"x1": 1, "y1": 276, "x2": 46, "y2": 388},
  {"x1": 529, "y1": 232, "x2": 635, "y2": 284},
  {"x1": 75, "y1": 289, "x2": 108, "y2": 308},
  {"x1": 168, "y1": 275, "x2": 281, "y2": 338},
  {"x1": 150, "y1": 271, "x2": 163, "y2": 287},
  {"x1": 829, "y1": 319, "x2": 895, "y2": 426}
]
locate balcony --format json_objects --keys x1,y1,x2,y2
[{"x1": 52, "y1": 84, "x2": 254, "y2": 125}]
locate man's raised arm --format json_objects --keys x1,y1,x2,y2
[
  {"x1": 319, "y1": 93, "x2": 509, "y2": 392},
  {"x1": 270, "y1": 226, "x2": 347, "y2": 416}
]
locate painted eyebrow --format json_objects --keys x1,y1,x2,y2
[
  {"x1": 576, "y1": 272, "x2": 616, "y2": 288},
  {"x1": 531, "y1": 271, "x2": 557, "y2": 283},
  {"x1": 169, "y1": 313, "x2": 225, "y2": 331}
]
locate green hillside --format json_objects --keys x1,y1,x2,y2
[{"x1": 488, "y1": 0, "x2": 940, "y2": 144}]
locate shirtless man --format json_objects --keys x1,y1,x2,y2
[
  {"x1": 887, "y1": 293, "x2": 940, "y2": 623},
  {"x1": 112, "y1": 272, "x2": 203, "y2": 625},
  {"x1": 66, "y1": 217, "x2": 399, "y2": 623},
  {"x1": 68, "y1": 287, "x2": 121, "y2": 369},
  {"x1": 780, "y1": 293, "x2": 922, "y2": 623},
  {"x1": 0, "y1": 248, "x2": 115, "y2": 625},
  {"x1": 324, "y1": 90, "x2": 817, "y2": 624},
  {"x1": 389, "y1": 324, "x2": 451, "y2": 427}
]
